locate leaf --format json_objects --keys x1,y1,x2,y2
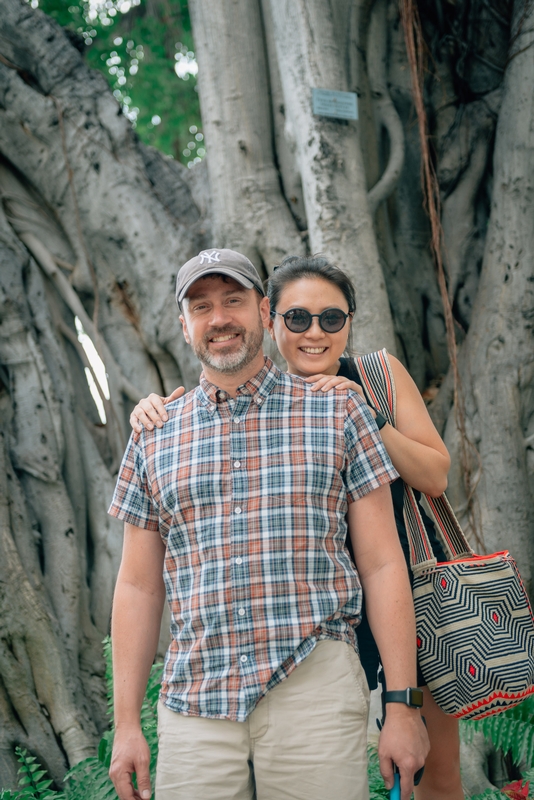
[
  {"x1": 461, "y1": 696, "x2": 534, "y2": 768},
  {"x1": 37, "y1": 0, "x2": 202, "y2": 163}
]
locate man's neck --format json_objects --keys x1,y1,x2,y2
[{"x1": 202, "y1": 351, "x2": 267, "y2": 398}]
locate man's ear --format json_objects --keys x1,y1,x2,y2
[
  {"x1": 179, "y1": 314, "x2": 191, "y2": 345},
  {"x1": 259, "y1": 296, "x2": 271, "y2": 330}
]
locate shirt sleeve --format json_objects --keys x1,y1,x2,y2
[
  {"x1": 108, "y1": 432, "x2": 160, "y2": 530},
  {"x1": 343, "y1": 391, "x2": 399, "y2": 502}
]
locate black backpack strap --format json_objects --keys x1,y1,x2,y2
[{"x1": 339, "y1": 356, "x2": 362, "y2": 384}]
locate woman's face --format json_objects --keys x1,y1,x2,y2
[{"x1": 269, "y1": 277, "x2": 351, "y2": 377}]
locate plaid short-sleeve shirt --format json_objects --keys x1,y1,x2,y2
[{"x1": 109, "y1": 358, "x2": 398, "y2": 721}]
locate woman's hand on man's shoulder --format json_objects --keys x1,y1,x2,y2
[{"x1": 130, "y1": 387, "x2": 185, "y2": 434}]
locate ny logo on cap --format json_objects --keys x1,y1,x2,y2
[{"x1": 199, "y1": 250, "x2": 221, "y2": 264}]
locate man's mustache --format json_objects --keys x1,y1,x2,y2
[{"x1": 203, "y1": 326, "x2": 245, "y2": 344}]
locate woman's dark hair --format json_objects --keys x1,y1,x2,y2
[{"x1": 266, "y1": 255, "x2": 357, "y2": 354}]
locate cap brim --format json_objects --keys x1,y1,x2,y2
[{"x1": 177, "y1": 267, "x2": 257, "y2": 304}]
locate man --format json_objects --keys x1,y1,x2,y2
[{"x1": 108, "y1": 249, "x2": 429, "y2": 800}]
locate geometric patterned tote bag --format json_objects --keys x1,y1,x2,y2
[{"x1": 357, "y1": 349, "x2": 534, "y2": 720}]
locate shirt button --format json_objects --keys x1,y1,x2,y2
[
  {"x1": 234, "y1": 461, "x2": 241, "y2": 468},
  {"x1": 210, "y1": 405, "x2": 216, "y2": 412},
  {"x1": 234, "y1": 417, "x2": 241, "y2": 424},
  {"x1": 235, "y1": 507, "x2": 242, "y2": 514},
  {"x1": 240, "y1": 655, "x2": 248, "y2": 663},
  {"x1": 235, "y1": 557, "x2": 243, "y2": 565},
  {"x1": 238, "y1": 608, "x2": 246, "y2": 616}
]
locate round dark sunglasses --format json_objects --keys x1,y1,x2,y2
[{"x1": 271, "y1": 307, "x2": 350, "y2": 333}]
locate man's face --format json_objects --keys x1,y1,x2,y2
[{"x1": 180, "y1": 275, "x2": 270, "y2": 375}]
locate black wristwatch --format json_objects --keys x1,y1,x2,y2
[
  {"x1": 384, "y1": 688, "x2": 424, "y2": 708},
  {"x1": 369, "y1": 405, "x2": 388, "y2": 430}
]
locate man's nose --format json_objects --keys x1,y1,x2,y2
[{"x1": 208, "y1": 303, "x2": 234, "y2": 326}]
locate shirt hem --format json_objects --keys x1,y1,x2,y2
[
  {"x1": 107, "y1": 506, "x2": 160, "y2": 531},
  {"x1": 346, "y1": 467, "x2": 400, "y2": 503}
]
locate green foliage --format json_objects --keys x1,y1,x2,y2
[
  {"x1": 32, "y1": 0, "x2": 203, "y2": 164},
  {"x1": 461, "y1": 697, "x2": 534, "y2": 770},
  {"x1": 469, "y1": 791, "x2": 506, "y2": 799},
  {"x1": 0, "y1": 749, "x2": 65, "y2": 800},
  {"x1": 0, "y1": 638, "x2": 163, "y2": 800}
]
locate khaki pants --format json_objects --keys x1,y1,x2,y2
[{"x1": 156, "y1": 639, "x2": 370, "y2": 800}]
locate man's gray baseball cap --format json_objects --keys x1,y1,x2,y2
[{"x1": 176, "y1": 248, "x2": 265, "y2": 305}]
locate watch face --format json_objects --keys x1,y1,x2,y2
[{"x1": 410, "y1": 688, "x2": 424, "y2": 707}]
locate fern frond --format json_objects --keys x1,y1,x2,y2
[
  {"x1": 64, "y1": 758, "x2": 117, "y2": 800},
  {"x1": 12, "y1": 748, "x2": 64, "y2": 800},
  {"x1": 461, "y1": 697, "x2": 534, "y2": 768}
]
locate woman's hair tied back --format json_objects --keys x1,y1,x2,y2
[{"x1": 267, "y1": 254, "x2": 356, "y2": 316}]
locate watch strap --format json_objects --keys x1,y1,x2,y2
[
  {"x1": 384, "y1": 688, "x2": 423, "y2": 708},
  {"x1": 374, "y1": 410, "x2": 388, "y2": 430}
]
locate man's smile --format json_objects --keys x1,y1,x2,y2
[{"x1": 210, "y1": 333, "x2": 240, "y2": 343}]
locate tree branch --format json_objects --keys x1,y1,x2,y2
[{"x1": 366, "y1": 0, "x2": 405, "y2": 216}]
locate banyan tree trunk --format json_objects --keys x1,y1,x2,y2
[
  {"x1": 0, "y1": 0, "x2": 532, "y2": 791},
  {"x1": 0, "y1": 0, "x2": 207, "y2": 783}
]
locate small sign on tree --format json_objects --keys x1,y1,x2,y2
[{"x1": 312, "y1": 88, "x2": 358, "y2": 120}]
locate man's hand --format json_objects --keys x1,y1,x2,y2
[
  {"x1": 109, "y1": 723, "x2": 152, "y2": 800},
  {"x1": 130, "y1": 387, "x2": 184, "y2": 434},
  {"x1": 378, "y1": 706, "x2": 430, "y2": 800}
]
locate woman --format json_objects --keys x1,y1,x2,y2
[{"x1": 130, "y1": 255, "x2": 463, "y2": 800}]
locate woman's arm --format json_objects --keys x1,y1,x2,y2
[
  {"x1": 306, "y1": 356, "x2": 450, "y2": 497},
  {"x1": 381, "y1": 356, "x2": 450, "y2": 497}
]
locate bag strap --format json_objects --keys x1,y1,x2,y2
[{"x1": 355, "y1": 350, "x2": 474, "y2": 568}]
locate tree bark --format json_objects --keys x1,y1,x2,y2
[
  {"x1": 443, "y1": 0, "x2": 534, "y2": 590},
  {"x1": 189, "y1": 0, "x2": 305, "y2": 273},
  {"x1": 0, "y1": 0, "x2": 207, "y2": 784},
  {"x1": 265, "y1": 0, "x2": 397, "y2": 354}
]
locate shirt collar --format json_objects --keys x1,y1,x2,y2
[{"x1": 197, "y1": 357, "x2": 280, "y2": 412}]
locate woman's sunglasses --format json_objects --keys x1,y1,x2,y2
[{"x1": 271, "y1": 308, "x2": 351, "y2": 333}]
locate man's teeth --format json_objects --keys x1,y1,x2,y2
[
  {"x1": 211, "y1": 334, "x2": 238, "y2": 342},
  {"x1": 300, "y1": 347, "x2": 327, "y2": 354}
]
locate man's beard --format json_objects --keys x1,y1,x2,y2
[{"x1": 192, "y1": 321, "x2": 264, "y2": 375}]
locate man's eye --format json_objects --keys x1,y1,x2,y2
[{"x1": 193, "y1": 304, "x2": 207, "y2": 313}]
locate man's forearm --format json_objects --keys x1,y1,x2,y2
[
  {"x1": 348, "y1": 485, "x2": 429, "y2": 798},
  {"x1": 361, "y1": 561, "x2": 417, "y2": 690},
  {"x1": 112, "y1": 577, "x2": 165, "y2": 727}
]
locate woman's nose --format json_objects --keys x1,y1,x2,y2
[{"x1": 304, "y1": 317, "x2": 325, "y2": 338}]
